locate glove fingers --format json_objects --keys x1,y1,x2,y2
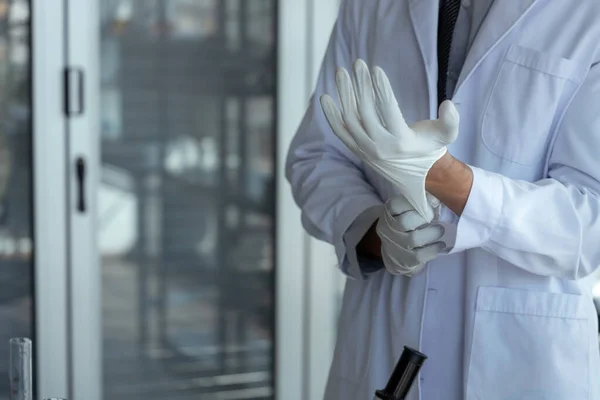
[
  {"x1": 392, "y1": 209, "x2": 426, "y2": 231},
  {"x1": 320, "y1": 94, "x2": 360, "y2": 153},
  {"x1": 352, "y1": 60, "x2": 385, "y2": 138},
  {"x1": 335, "y1": 67, "x2": 376, "y2": 153},
  {"x1": 381, "y1": 244, "x2": 419, "y2": 276},
  {"x1": 435, "y1": 100, "x2": 460, "y2": 145},
  {"x1": 406, "y1": 225, "x2": 445, "y2": 249},
  {"x1": 380, "y1": 218, "x2": 444, "y2": 252},
  {"x1": 385, "y1": 196, "x2": 414, "y2": 217},
  {"x1": 382, "y1": 244, "x2": 429, "y2": 277},
  {"x1": 372, "y1": 66, "x2": 411, "y2": 136},
  {"x1": 384, "y1": 203, "x2": 431, "y2": 232},
  {"x1": 381, "y1": 249, "x2": 404, "y2": 275},
  {"x1": 413, "y1": 241, "x2": 447, "y2": 264},
  {"x1": 335, "y1": 67, "x2": 361, "y2": 125}
]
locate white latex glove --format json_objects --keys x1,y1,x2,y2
[
  {"x1": 376, "y1": 195, "x2": 446, "y2": 277},
  {"x1": 320, "y1": 59, "x2": 459, "y2": 222}
]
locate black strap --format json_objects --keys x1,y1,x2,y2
[{"x1": 437, "y1": 0, "x2": 461, "y2": 106}]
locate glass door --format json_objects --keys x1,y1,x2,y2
[
  {"x1": 96, "y1": 1, "x2": 277, "y2": 398},
  {"x1": 0, "y1": 1, "x2": 33, "y2": 397},
  {"x1": 66, "y1": 1, "x2": 347, "y2": 399},
  {"x1": 0, "y1": 0, "x2": 73, "y2": 397},
  {"x1": 0, "y1": 0, "x2": 76, "y2": 398}
]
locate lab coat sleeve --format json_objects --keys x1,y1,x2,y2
[
  {"x1": 451, "y1": 63, "x2": 600, "y2": 280},
  {"x1": 285, "y1": 0, "x2": 383, "y2": 279}
]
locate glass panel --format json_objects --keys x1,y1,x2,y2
[
  {"x1": 99, "y1": 1, "x2": 276, "y2": 398},
  {"x1": 0, "y1": 0, "x2": 32, "y2": 398}
]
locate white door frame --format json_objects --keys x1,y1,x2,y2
[
  {"x1": 65, "y1": 0, "x2": 102, "y2": 398},
  {"x1": 32, "y1": 0, "x2": 69, "y2": 397}
]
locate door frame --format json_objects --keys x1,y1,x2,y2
[
  {"x1": 64, "y1": 0, "x2": 102, "y2": 398},
  {"x1": 32, "y1": 0, "x2": 69, "y2": 397}
]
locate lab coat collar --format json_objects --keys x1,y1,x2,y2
[
  {"x1": 408, "y1": 0, "x2": 439, "y2": 117},
  {"x1": 408, "y1": 0, "x2": 540, "y2": 108}
]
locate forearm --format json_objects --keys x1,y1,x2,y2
[
  {"x1": 425, "y1": 152, "x2": 473, "y2": 216},
  {"x1": 427, "y1": 158, "x2": 600, "y2": 279}
]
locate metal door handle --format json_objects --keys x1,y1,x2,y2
[{"x1": 76, "y1": 157, "x2": 86, "y2": 213}]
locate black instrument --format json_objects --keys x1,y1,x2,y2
[{"x1": 374, "y1": 346, "x2": 427, "y2": 400}]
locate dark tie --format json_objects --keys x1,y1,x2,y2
[{"x1": 437, "y1": 0, "x2": 461, "y2": 106}]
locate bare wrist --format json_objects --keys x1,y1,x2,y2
[
  {"x1": 425, "y1": 153, "x2": 473, "y2": 216},
  {"x1": 356, "y1": 222, "x2": 382, "y2": 259},
  {"x1": 427, "y1": 152, "x2": 456, "y2": 185}
]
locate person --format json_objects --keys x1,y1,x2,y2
[{"x1": 285, "y1": 0, "x2": 600, "y2": 399}]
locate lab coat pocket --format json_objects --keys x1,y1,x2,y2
[
  {"x1": 466, "y1": 286, "x2": 589, "y2": 400},
  {"x1": 482, "y1": 45, "x2": 585, "y2": 165}
]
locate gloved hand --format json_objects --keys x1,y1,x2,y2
[
  {"x1": 376, "y1": 195, "x2": 446, "y2": 276},
  {"x1": 320, "y1": 59, "x2": 460, "y2": 222}
]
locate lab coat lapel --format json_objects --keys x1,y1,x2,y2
[
  {"x1": 408, "y1": 0, "x2": 439, "y2": 116},
  {"x1": 454, "y1": 0, "x2": 540, "y2": 96}
]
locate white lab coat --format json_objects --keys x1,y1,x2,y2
[{"x1": 285, "y1": 0, "x2": 600, "y2": 399}]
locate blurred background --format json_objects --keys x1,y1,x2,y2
[{"x1": 0, "y1": 0, "x2": 598, "y2": 399}]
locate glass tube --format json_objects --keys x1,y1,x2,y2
[{"x1": 9, "y1": 338, "x2": 33, "y2": 400}]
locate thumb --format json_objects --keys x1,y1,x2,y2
[{"x1": 434, "y1": 100, "x2": 460, "y2": 145}]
